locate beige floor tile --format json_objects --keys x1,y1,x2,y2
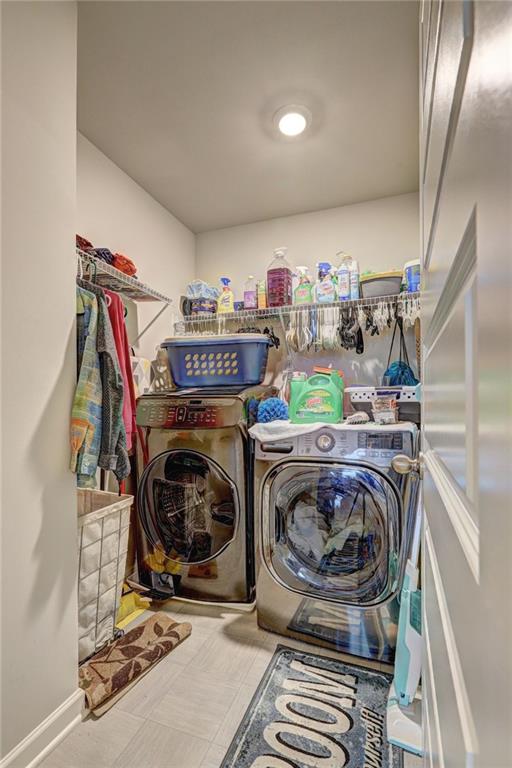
[
  {"x1": 115, "y1": 659, "x2": 184, "y2": 719},
  {"x1": 200, "y1": 743, "x2": 227, "y2": 768},
  {"x1": 213, "y1": 683, "x2": 254, "y2": 748},
  {"x1": 113, "y1": 720, "x2": 210, "y2": 768},
  {"x1": 40, "y1": 709, "x2": 144, "y2": 768},
  {"x1": 149, "y1": 667, "x2": 240, "y2": 741},
  {"x1": 243, "y1": 644, "x2": 277, "y2": 692},
  {"x1": 187, "y1": 629, "x2": 261, "y2": 685},
  {"x1": 404, "y1": 752, "x2": 423, "y2": 767},
  {"x1": 163, "y1": 628, "x2": 210, "y2": 665},
  {"x1": 164, "y1": 602, "x2": 251, "y2": 636}
]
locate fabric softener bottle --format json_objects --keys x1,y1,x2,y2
[
  {"x1": 243, "y1": 275, "x2": 257, "y2": 309},
  {"x1": 267, "y1": 247, "x2": 292, "y2": 307}
]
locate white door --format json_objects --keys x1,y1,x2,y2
[{"x1": 420, "y1": 1, "x2": 512, "y2": 766}]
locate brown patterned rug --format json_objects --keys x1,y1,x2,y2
[{"x1": 79, "y1": 612, "x2": 191, "y2": 715}]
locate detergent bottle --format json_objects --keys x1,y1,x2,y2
[
  {"x1": 349, "y1": 257, "x2": 360, "y2": 300},
  {"x1": 257, "y1": 279, "x2": 267, "y2": 309},
  {"x1": 217, "y1": 277, "x2": 235, "y2": 313},
  {"x1": 289, "y1": 367, "x2": 344, "y2": 423},
  {"x1": 293, "y1": 266, "x2": 313, "y2": 305},
  {"x1": 336, "y1": 251, "x2": 352, "y2": 301},
  {"x1": 243, "y1": 275, "x2": 257, "y2": 309}
]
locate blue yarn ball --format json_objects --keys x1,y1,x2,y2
[{"x1": 257, "y1": 397, "x2": 289, "y2": 423}]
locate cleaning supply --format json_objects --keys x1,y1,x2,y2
[
  {"x1": 336, "y1": 251, "x2": 352, "y2": 300},
  {"x1": 257, "y1": 279, "x2": 267, "y2": 309},
  {"x1": 314, "y1": 262, "x2": 336, "y2": 303},
  {"x1": 217, "y1": 277, "x2": 235, "y2": 313},
  {"x1": 404, "y1": 259, "x2": 421, "y2": 292},
  {"x1": 387, "y1": 488, "x2": 423, "y2": 755},
  {"x1": 243, "y1": 276, "x2": 257, "y2": 309},
  {"x1": 267, "y1": 247, "x2": 292, "y2": 307},
  {"x1": 349, "y1": 256, "x2": 360, "y2": 300},
  {"x1": 257, "y1": 397, "x2": 289, "y2": 423},
  {"x1": 293, "y1": 266, "x2": 313, "y2": 305},
  {"x1": 289, "y1": 367, "x2": 344, "y2": 423}
]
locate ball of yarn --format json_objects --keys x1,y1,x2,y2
[{"x1": 257, "y1": 397, "x2": 289, "y2": 423}]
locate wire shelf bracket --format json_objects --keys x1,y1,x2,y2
[{"x1": 77, "y1": 248, "x2": 173, "y2": 347}]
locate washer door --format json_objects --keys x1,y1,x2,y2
[
  {"x1": 138, "y1": 449, "x2": 239, "y2": 565},
  {"x1": 262, "y1": 460, "x2": 402, "y2": 606}
]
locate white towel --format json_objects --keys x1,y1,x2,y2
[{"x1": 249, "y1": 420, "x2": 417, "y2": 442}]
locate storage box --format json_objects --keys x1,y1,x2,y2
[
  {"x1": 359, "y1": 271, "x2": 403, "y2": 298},
  {"x1": 78, "y1": 489, "x2": 133, "y2": 662},
  {"x1": 162, "y1": 334, "x2": 270, "y2": 387},
  {"x1": 346, "y1": 385, "x2": 421, "y2": 425}
]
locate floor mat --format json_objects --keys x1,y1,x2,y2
[
  {"x1": 221, "y1": 644, "x2": 402, "y2": 768},
  {"x1": 79, "y1": 611, "x2": 191, "y2": 715}
]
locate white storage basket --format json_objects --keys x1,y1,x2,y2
[{"x1": 77, "y1": 489, "x2": 133, "y2": 662}]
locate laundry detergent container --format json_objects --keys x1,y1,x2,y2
[
  {"x1": 360, "y1": 270, "x2": 403, "y2": 298},
  {"x1": 78, "y1": 489, "x2": 133, "y2": 662},
  {"x1": 163, "y1": 334, "x2": 270, "y2": 387}
]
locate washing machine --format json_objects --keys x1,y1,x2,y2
[
  {"x1": 253, "y1": 423, "x2": 420, "y2": 662},
  {"x1": 136, "y1": 385, "x2": 275, "y2": 603}
]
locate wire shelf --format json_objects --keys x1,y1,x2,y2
[
  {"x1": 181, "y1": 292, "x2": 420, "y2": 324},
  {"x1": 77, "y1": 249, "x2": 172, "y2": 304}
]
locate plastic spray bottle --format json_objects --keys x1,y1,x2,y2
[
  {"x1": 315, "y1": 262, "x2": 336, "y2": 303},
  {"x1": 293, "y1": 266, "x2": 313, "y2": 305},
  {"x1": 217, "y1": 277, "x2": 235, "y2": 313}
]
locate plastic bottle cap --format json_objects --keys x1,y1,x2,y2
[{"x1": 220, "y1": 277, "x2": 231, "y2": 286}]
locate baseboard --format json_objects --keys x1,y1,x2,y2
[{"x1": 0, "y1": 689, "x2": 84, "y2": 768}]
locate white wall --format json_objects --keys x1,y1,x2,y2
[
  {"x1": 77, "y1": 133, "x2": 195, "y2": 359},
  {"x1": 196, "y1": 192, "x2": 419, "y2": 299},
  {"x1": 0, "y1": 2, "x2": 82, "y2": 763}
]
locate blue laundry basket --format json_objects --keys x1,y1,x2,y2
[{"x1": 162, "y1": 334, "x2": 271, "y2": 387}]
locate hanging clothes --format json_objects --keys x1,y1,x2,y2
[
  {"x1": 77, "y1": 279, "x2": 130, "y2": 483},
  {"x1": 104, "y1": 289, "x2": 137, "y2": 453},
  {"x1": 71, "y1": 287, "x2": 103, "y2": 484}
]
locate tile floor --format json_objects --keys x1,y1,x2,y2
[{"x1": 41, "y1": 600, "x2": 423, "y2": 768}]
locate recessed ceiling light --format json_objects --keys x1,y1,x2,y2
[{"x1": 274, "y1": 105, "x2": 312, "y2": 138}]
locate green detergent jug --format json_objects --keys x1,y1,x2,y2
[{"x1": 289, "y1": 368, "x2": 344, "y2": 424}]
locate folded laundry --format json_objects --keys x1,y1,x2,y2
[
  {"x1": 89, "y1": 247, "x2": 115, "y2": 265},
  {"x1": 76, "y1": 233, "x2": 93, "y2": 251},
  {"x1": 112, "y1": 252, "x2": 137, "y2": 276}
]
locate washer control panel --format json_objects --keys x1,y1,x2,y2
[{"x1": 255, "y1": 426, "x2": 416, "y2": 468}]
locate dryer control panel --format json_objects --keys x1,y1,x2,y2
[
  {"x1": 136, "y1": 398, "x2": 239, "y2": 429},
  {"x1": 255, "y1": 424, "x2": 417, "y2": 468}
]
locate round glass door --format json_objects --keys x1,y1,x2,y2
[
  {"x1": 138, "y1": 450, "x2": 239, "y2": 564},
  {"x1": 262, "y1": 461, "x2": 402, "y2": 606}
]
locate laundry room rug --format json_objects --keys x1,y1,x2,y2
[
  {"x1": 220, "y1": 644, "x2": 402, "y2": 768},
  {"x1": 79, "y1": 612, "x2": 191, "y2": 715}
]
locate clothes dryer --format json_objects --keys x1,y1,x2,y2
[
  {"x1": 136, "y1": 385, "x2": 274, "y2": 602},
  {"x1": 253, "y1": 423, "x2": 420, "y2": 662}
]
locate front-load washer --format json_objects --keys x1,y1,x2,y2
[
  {"x1": 253, "y1": 423, "x2": 420, "y2": 662},
  {"x1": 136, "y1": 385, "x2": 275, "y2": 603}
]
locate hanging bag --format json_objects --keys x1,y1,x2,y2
[{"x1": 383, "y1": 315, "x2": 419, "y2": 386}]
